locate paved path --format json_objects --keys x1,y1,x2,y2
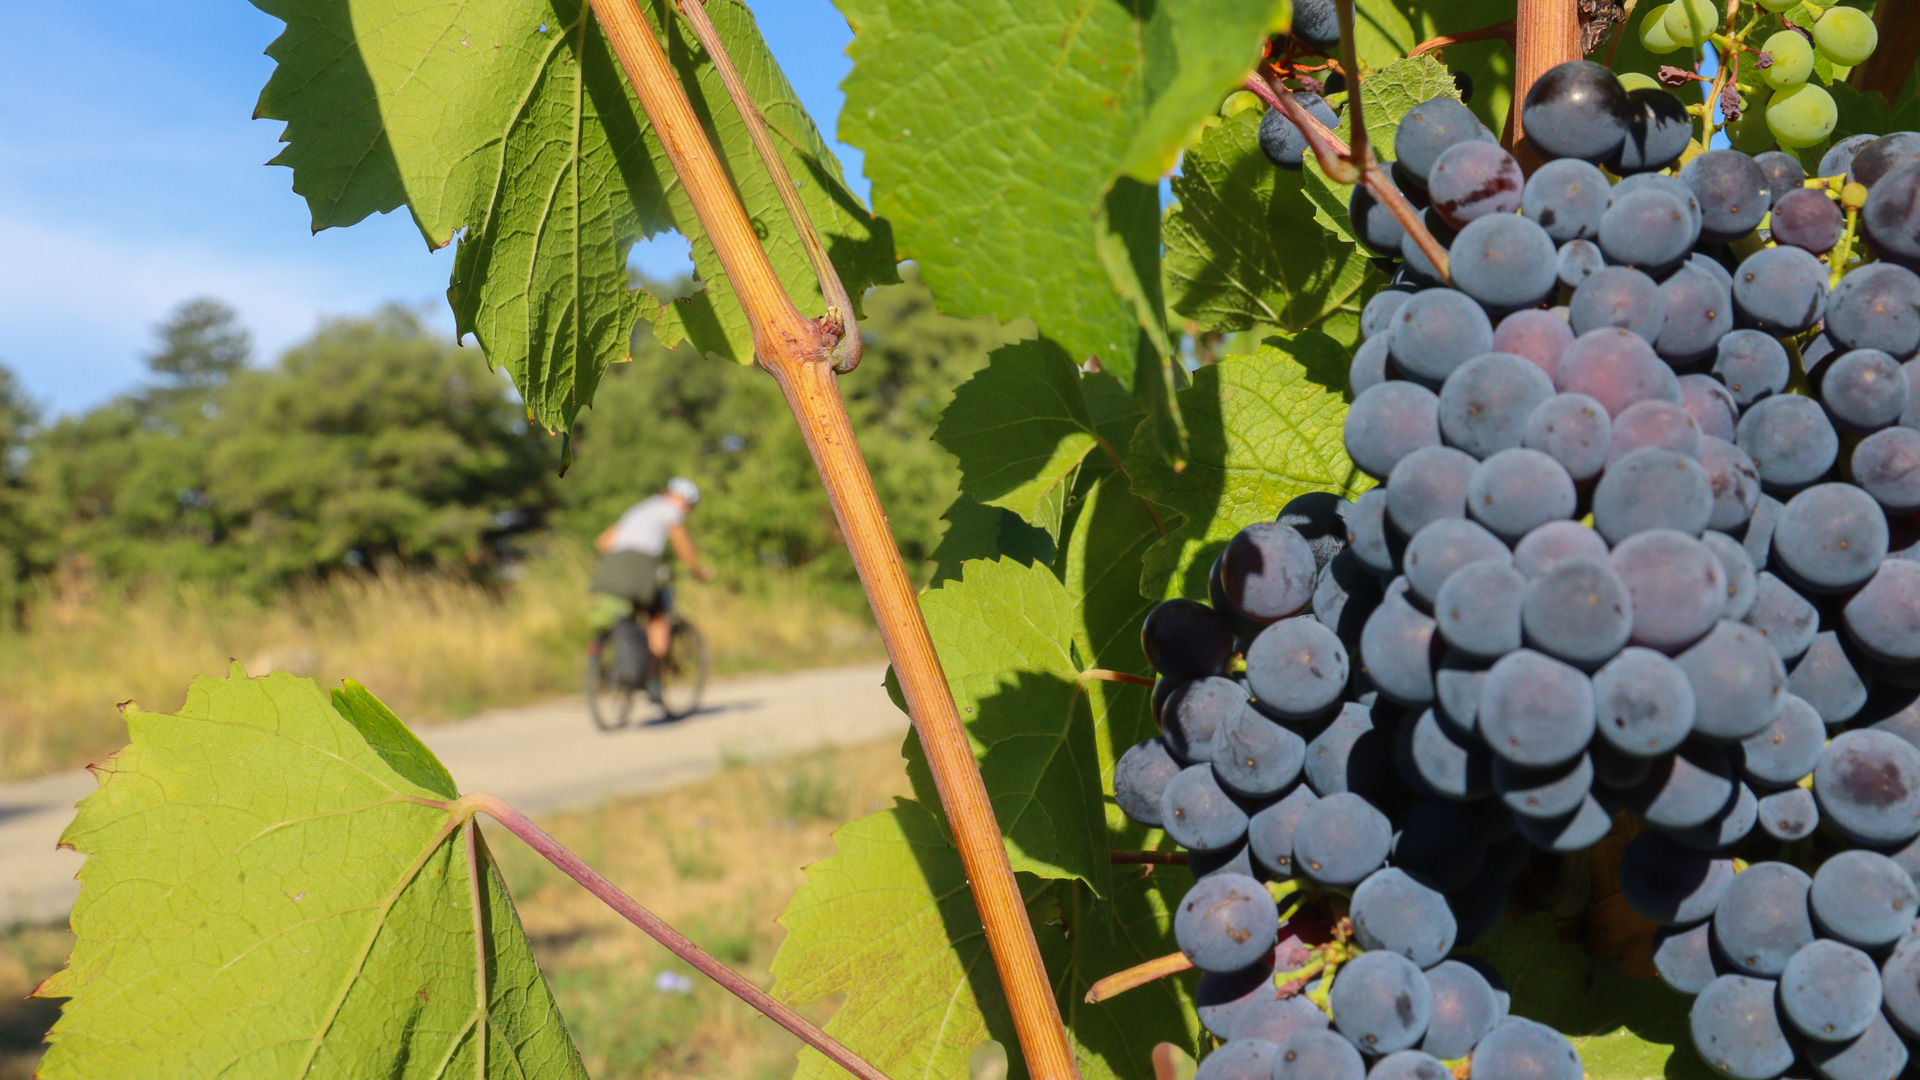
[{"x1": 0, "y1": 664, "x2": 903, "y2": 928}]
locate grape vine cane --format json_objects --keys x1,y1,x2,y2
[{"x1": 32, "y1": 0, "x2": 1920, "y2": 1077}]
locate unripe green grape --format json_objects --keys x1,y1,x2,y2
[
  {"x1": 1813, "y1": 6, "x2": 1878, "y2": 67},
  {"x1": 1221, "y1": 90, "x2": 1262, "y2": 118},
  {"x1": 1642, "y1": 3, "x2": 1684, "y2": 52},
  {"x1": 1727, "y1": 88, "x2": 1777, "y2": 153},
  {"x1": 1767, "y1": 81, "x2": 1838, "y2": 148},
  {"x1": 1762, "y1": 30, "x2": 1815, "y2": 89},
  {"x1": 1618, "y1": 71, "x2": 1662, "y2": 92},
  {"x1": 1664, "y1": 0, "x2": 1721, "y2": 46}
]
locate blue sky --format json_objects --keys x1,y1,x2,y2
[{"x1": 0, "y1": 1, "x2": 862, "y2": 416}]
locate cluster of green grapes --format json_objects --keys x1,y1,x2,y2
[{"x1": 1637, "y1": 0, "x2": 1878, "y2": 157}]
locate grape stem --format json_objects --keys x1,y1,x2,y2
[
  {"x1": 465, "y1": 794, "x2": 896, "y2": 1080},
  {"x1": 1082, "y1": 951, "x2": 1196, "y2": 1003},
  {"x1": 1238, "y1": 74, "x2": 1452, "y2": 281},
  {"x1": 1110, "y1": 850, "x2": 1190, "y2": 865},
  {"x1": 1079, "y1": 669, "x2": 1156, "y2": 686},
  {"x1": 582, "y1": 4, "x2": 1082, "y2": 1078},
  {"x1": 1408, "y1": 20, "x2": 1517, "y2": 57}
]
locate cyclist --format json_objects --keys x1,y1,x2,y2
[{"x1": 591, "y1": 477, "x2": 716, "y2": 666}]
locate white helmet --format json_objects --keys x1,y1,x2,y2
[{"x1": 668, "y1": 476, "x2": 701, "y2": 505}]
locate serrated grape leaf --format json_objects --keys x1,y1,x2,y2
[
  {"x1": 897, "y1": 558, "x2": 1114, "y2": 890},
  {"x1": 1350, "y1": 0, "x2": 1518, "y2": 135},
  {"x1": 771, "y1": 800, "x2": 1197, "y2": 1080},
  {"x1": 1126, "y1": 336, "x2": 1370, "y2": 601},
  {"x1": 935, "y1": 338, "x2": 1109, "y2": 535},
  {"x1": 1165, "y1": 110, "x2": 1382, "y2": 342},
  {"x1": 1468, "y1": 913, "x2": 1715, "y2": 1080},
  {"x1": 36, "y1": 668, "x2": 584, "y2": 1080},
  {"x1": 251, "y1": 0, "x2": 894, "y2": 436},
  {"x1": 1302, "y1": 54, "x2": 1464, "y2": 243},
  {"x1": 930, "y1": 494, "x2": 1059, "y2": 589},
  {"x1": 835, "y1": 0, "x2": 1286, "y2": 391}
]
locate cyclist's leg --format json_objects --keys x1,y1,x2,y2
[{"x1": 646, "y1": 594, "x2": 671, "y2": 659}]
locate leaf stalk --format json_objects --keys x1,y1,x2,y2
[{"x1": 468, "y1": 793, "x2": 895, "y2": 1080}]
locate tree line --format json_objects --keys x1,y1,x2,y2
[{"x1": 0, "y1": 275, "x2": 1012, "y2": 617}]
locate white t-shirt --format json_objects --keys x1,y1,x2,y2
[{"x1": 607, "y1": 495, "x2": 684, "y2": 557}]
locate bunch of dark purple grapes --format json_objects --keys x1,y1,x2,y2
[{"x1": 1120, "y1": 57, "x2": 1920, "y2": 1080}]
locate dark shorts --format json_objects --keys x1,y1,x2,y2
[{"x1": 590, "y1": 550, "x2": 663, "y2": 607}]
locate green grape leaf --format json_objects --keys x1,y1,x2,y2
[
  {"x1": 1303, "y1": 54, "x2": 1464, "y2": 242},
  {"x1": 1351, "y1": 0, "x2": 1518, "y2": 135},
  {"x1": 251, "y1": 0, "x2": 894, "y2": 435},
  {"x1": 836, "y1": 0, "x2": 1287, "y2": 391},
  {"x1": 1468, "y1": 914, "x2": 1715, "y2": 1080},
  {"x1": 898, "y1": 558, "x2": 1114, "y2": 890},
  {"x1": 1165, "y1": 109, "x2": 1383, "y2": 342},
  {"x1": 935, "y1": 338, "x2": 1110, "y2": 534},
  {"x1": 771, "y1": 800, "x2": 1196, "y2": 1080},
  {"x1": 1126, "y1": 335, "x2": 1369, "y2": 601},
  {"x1": 930, "y1": 494, "x2": 1059, "y2": 588},
  {"x1": 36, "y1": 669, "x2": 584, "y2": 1080}
]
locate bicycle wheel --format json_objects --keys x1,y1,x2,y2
[
  {"x1": 585, "y1": 632, "x2": 641, "y2": 731},
  {"x1": 655, "y1": 619, "x2": 708, "y2": 720}
]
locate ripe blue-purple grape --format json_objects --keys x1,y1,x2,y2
[
  {"x1": 1810, "y1": 849, "x2": 1919, "y2": 951},
  {"x1": 1390, "y1": 289, "x2": 1494, "y2": 386},
  {"x1": 1434, "y1": 558, "x2": 1525, "y2": 658},
  {"x1": 1492, "y1": 309, "x2": 1573, "y2": 380},
  {"x1": 1398, "y1": 705, "x2": 1494, "y2": 799},
  {"x1": 1345, "y1": 488, "x2": 1400, "y2": 576},
  {"x1": 1216, "y1": 521, "x2": 1319, "y2": 627},
  {"x1": 1714, "y1": 861, "x2": 1814, "y2": 977},
  {"x1": 1599, "y1": 187, "x2": 1697, "y2": 270},
  {"x1": 1351, "y1": 179, "x2": 1410, "y2": 257},
  {"x1": 1387, "y1": 446, "x2": 1480, "y2": 538},
  {"x1": 1345, "y1": 381, "x2": 1442, "y2": 480},
  {"x1": 1246, "y1": 617, "x2": 1349, "y2": 723},
  {"x1": 1402, "y1": 517, "x2": 1507, "y2": 607},
  {"x1": 1289, "y1": 0, "x2": 1342, "y2": 48},
  {"x1": 1513, "y1": 519, "x2": 1608, "y2": 578},
  {"x1": 1757, "y1": 785, "x2": 1819, "y2": 840},
  {"x1": 1329, "y1": 950, "x2": 1433, "y2": 1055},
  {"x1": 1669, "y1": 780, "x2": 1758, "y2": 851},
  {"x1": 1247, "y1": 784, "x2": 1318, "y2": 878},
  {"x1": 1864, "y1": 162, "x2": 1920, "y2": 270},
  {"x1": 1419, "y1": 961, "x2": 1500, "y2": 1059},
  {"x1": 1611, "y1": 86, "x2": 1692, "y2": 174},
  {"x1": 1683, "y1": 149, "x2": 1773, "y2": 243},
  {"x1": 1292, "y1": 790, "x2": 1393, "y2": 886},
  {"x1": 1259, "y1": 96, "x2": 1339, "y2": 169},
  {"x1": 1737, "y1": 394, "x2": 1840, "y2": 492},
  {"x1": 1521, "y1": 60, "x2": 1633, "y2": 163},
  {"x1": 1653, "y1": 922, "x2": 1718, "y2": 995},
  {"x1": 1700, "y1": 529, "x2": 1757, "y2": 620},
  {"x1": 1438, "y1": 352, "x2": 1556, "y2": 459},
  {"x1": 1625, "y1": 740, "x2": 1739, "y2": 829},
  {"x1": 1814, "y1": 729, "x2": 1920, "y2": 844},
  {"x1": 1609, "y1": 400, "x2": 1704, "y2": 465},
  {"x1": 1306, "y1": 700, "x2": 1396, "y2": 798},
  {"x1": 1472, "y1": 1018, "x2": 1583, "y2": 1080},
  {"x1": 1494, "y1": 752, "x2": 1593, "y2": 820},
  {"x1": 1197, "y1": 961, "x2": 1277, "y2": 1039},
  {"x1": 1273, "y1": 1029, "x2": 1365, "y2": 1080},
  {"x1": 1429, "y1": 142, "x2": 1525, "y2": 230},
  {"x1": 1434, "y1": 652, "x2": 1488, "y2": 734},
  {"x1": 1789, "y1": 631, "x2": 1871, "y2": 725},
  {"x1": 1690, "y1": 975, "x2": 1797, "y2": 1080},
  {"x1": 1844, "y1": 559, "x2": 1920, "y2": 671},
  {"x1": 1713, "y1": 329, "x2": 1790, "y2": 407},
  {"x1": 1521, "y1": 554, "x2": 1633, "y2": 667},
  {"x1": 1478, "y1": 648, "x2": 1596, "y2": 768},
  {"x1": 1732, "y1": 244, "x2": 1829, "y2": 335},
  {"x1": 1570, "y1": 265, "x2": 1666, "y2": 342},
  {"x1": 1745, "y1": 571, "x2": 1820, "y2": 663},
  {"x1": 1826, "y1": 262, "x2": 1920, "y2": 357},
  {"x1": 1823, "y1": 348, "x2": 1909, "y2": 433},
  {"x1": 1278, "y1": 491, "x2": 1351, "y2": 570},
  {"x1": 1737, "y1": 692, "x2": 1824, "y2": 785},
  {"x1": 1523, "y1": 392, "x2": 1612, "y2": 483},
  {"x1": 1371, "y1": 1051, "x2": 1450, "y2": 1080},
  {"x1": 1755, "y1": 150, "x2": 1807, "y2": 205},
  {"x1": 1176, "y1": 871, "x2": 1280, "y2": 973},
  {"x1": 1804, "y1": 1012, "x2": 1909, "y2": 1080},
  {"x1": 1593, "y1": 646, "x2": 1697, "y2": 756},
  {"x1": 1852, "y1": 426, "x2": 1920, "y2": 512},
  {"x1": 1656, "y1": 264, "x2": 1735, "y2": 367},
  {"x1": 1351, "y1": 867, "x2": 1457, "y2": 967},
  {"x1": 1678, "y1": 620, "x2": 1788, "y2": 740},
  {"x1": 1699, "y1": 436, "x2": 1762, "y2": 532},
  {"x1": 1610, "y1": 528, "x2": 1725, "y2": 653},
  {"x1": 1161, "y1": 675, "x2": 1248, "y2": 762},
  {"x1": 1211, "y1": 706, "x2": 1308, "y2": 799},
  {"x1": 1360, "y1": 580, "x2": 1439, "y2": 706},
  {"x1": 1234, "y1": 987, "x2": 1331, "y2": 1045},
  {"x1": 1849, "y1": 132, "x2": 1920, "y2": 188},
  {"x1": 1142, "y1": 599, "x2": 1234, "y2": 680},
  {"x1": 1771, "y1": 187, "x2": 1846, "y2": 253},
  {"x1": 1465, "y1": 448, "x2": 1576, "y2": 542},
  {"x1": 1522, "y1": 157, "x2": 1611, "y2": 242},
  {"x1": 1350, "y1": 335, "x2": 1390, "y2": 397},
  {"x1": 1773, "y1": 482, "x2": 1889, "y2": 594},
  {"x1": 1162, "y1": 764, "x2": 1250, "y2": 851},
  {"x1": 1555, "y1": 327, "x2": 1682, "y2": 417},
  {"x1": 1592, "y1": 447, "x2": 1715, "y2": 543},
  {"x1": 1314, "y1": 549, "x2": 1385, "y2": 643},
  {"x1": 1393, "y1": 97, "x2": 1494, "y2": 186},
  {"x1": 1362, "y1": 288, "x2": 1415, "y2": 340},
  {"x1": 1558, "y1": 238, "x2": 1606, "y2": 289},
  {"x1": 1114, "y1": 737, "x2": 1183, "y2": 826}
]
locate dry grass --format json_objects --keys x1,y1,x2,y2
[
  {"x1": 0, "y1": 546, "x2": 882, "y2": 779},
  {"x1": 0, "y1": 740, "x2": 913, "y2": 1080}
]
